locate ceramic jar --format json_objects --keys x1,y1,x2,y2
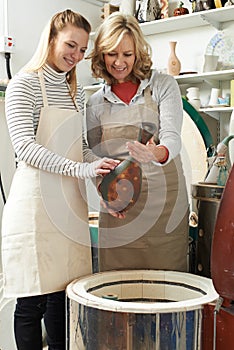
[
  {"x1": 203, "y1": 54, "x2": 219, "y2": 72},
  {"x1": 186, "y1": 87, "x2": 201, "y2": 110}
]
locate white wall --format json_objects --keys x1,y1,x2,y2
[{"x1": 0, "y1": 0, "x2": 103, "y2": 82}]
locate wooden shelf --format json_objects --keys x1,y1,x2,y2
[
  {"x1": 199, "y1": 106, "x2": 234, "y2": 120},
  {"x1": 200, "y1": 106, "x2": 233, "y2": 113},
  {"x1": 139, "y1": 7, "x2": 234, "y2": 36},
  {"x1": 91, "y1": 7, "x2": 234, "y2": 38},
  {"x1": 175, "y1": 69, "x2": 234, "y2": 84},
  {"x1": 84, "y1": 70, "x2": 234, "y2": 90}
]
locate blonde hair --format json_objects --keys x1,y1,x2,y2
[
  {"x1": 22, "y1": 9, "x2": 91, "y2": 98},
  {"x1": 88, "y1": 12, "x2": 152, "y2": 85}
]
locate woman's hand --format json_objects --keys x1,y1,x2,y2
[
  {"x1": 94, "y1": 157, "x2": 120, "y2": 175},
  {"x1": 100, "y1": 198, "x2": 126, "y2": 219},
  {"x1": 126, "y1": 138, "x2": 156, "y2": 163},
  {"x1": 126, "y1": 138, "x2": 169, "y2": 164}
]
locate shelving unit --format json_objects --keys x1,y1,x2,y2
[
  {"x1": 175, "y1": 70, "x2": 234, "y2": 116},
  {"x1": 84, "y1": 70, "x2": 234, "y2": 115},
  {"x1": 175, "y1": 69, "x2": 234, "y2": 84},
  {"x1": 139, "y1": 7, "x2": 234, "y2": 35},
  {"x1": 90, "y1": 7, "x2": 234, "y2": 36}
]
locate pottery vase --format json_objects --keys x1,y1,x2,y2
[{"x1": 167, "y1": 41, "x2": 181, "y2": 76}]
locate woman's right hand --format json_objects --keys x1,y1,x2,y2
[{"x1": 94, "y1": 157, "x2": 120, "y2": 175}]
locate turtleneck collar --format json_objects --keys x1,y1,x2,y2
[{"x1": 42, "y1": 64, "x2": 67, "y2": 85}]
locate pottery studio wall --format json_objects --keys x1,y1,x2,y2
[{"x1": 0, "y1": 0, "x2": 101, "y2": 83}]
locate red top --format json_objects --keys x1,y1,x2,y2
[{"x1": 111, "y1": 81, "x2": 139, "y2": 104}]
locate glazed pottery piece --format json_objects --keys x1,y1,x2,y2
[
  {"x1": 99, "y1": 122, "x2": 156, "y2": 213},
  {"x1": 173, "y1": 1, "x2": 189, "y2": 16}
]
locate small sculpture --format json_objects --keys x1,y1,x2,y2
[
  {"x1": 173, "y1": 1, "x2": 189, "y2": 16},
  {"x1": 136, "y1": 0, "x2": 161, "y2": 22}
]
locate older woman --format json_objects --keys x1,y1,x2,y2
[{"x1": 86, "y1": 12, "x2": 189, "y2": 273}]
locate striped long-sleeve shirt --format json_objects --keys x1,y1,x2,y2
[{"x1": 5, "y1": 64, "x2": 99, "y2": 178}]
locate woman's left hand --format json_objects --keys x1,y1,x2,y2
[{"x1": 126, "y1": 138, "x2": 156, "y2": 163}]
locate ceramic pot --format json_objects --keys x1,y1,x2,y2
[
  {"x1": 186, "y1": 87, "x2": 200, "y2": 100},
  {"x1": 99, "y1": 122, "x2": 156, "y2": 213},
  {"x1": 203, "y1": 54, "x2": 219, "y2": 72},
  {"x1": 167, "y1": 41, "x2": 181, "y2": 76}
]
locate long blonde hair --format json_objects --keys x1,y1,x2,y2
[
  {"x1": 88, "y1": 12, "x2": 152, "y2": 85},
  {"x1": 22, "y1": 9, "x2": 91, "y2": 98}
]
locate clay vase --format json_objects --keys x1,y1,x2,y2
[
  {"x1": 167, "y1": 41, "x2": 181, "y2": 76},
  {"x1": 99, "y1": 122, "x2": 157, "y2": 213}
]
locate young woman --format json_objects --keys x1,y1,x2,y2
[
  {"x1": 86, "y1": 12, "x2": 189, "y2": 273},
  {"x1": 1, "y1": 9, "x2": 118, "y2": 350}
]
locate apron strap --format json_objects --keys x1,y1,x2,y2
[
  {"x1": 143, "y1": 86, "x2": 159, "y2": 144},
  {"x1": 144, "y1": 86, "x2": 155, "y2": 106},
  {"x1": 66, "y1": 81, "x2": 80, "y2": 112},
  {"x1": 38, "y1": 69, "x2": 48, "y2": 107}
]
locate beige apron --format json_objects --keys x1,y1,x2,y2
[
  {"x1": 1, "y1": 71, "x2": 92, "y2": 298},
  {"x1": 98, "y1": 88, "x2": 189, "y2": 272}
]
